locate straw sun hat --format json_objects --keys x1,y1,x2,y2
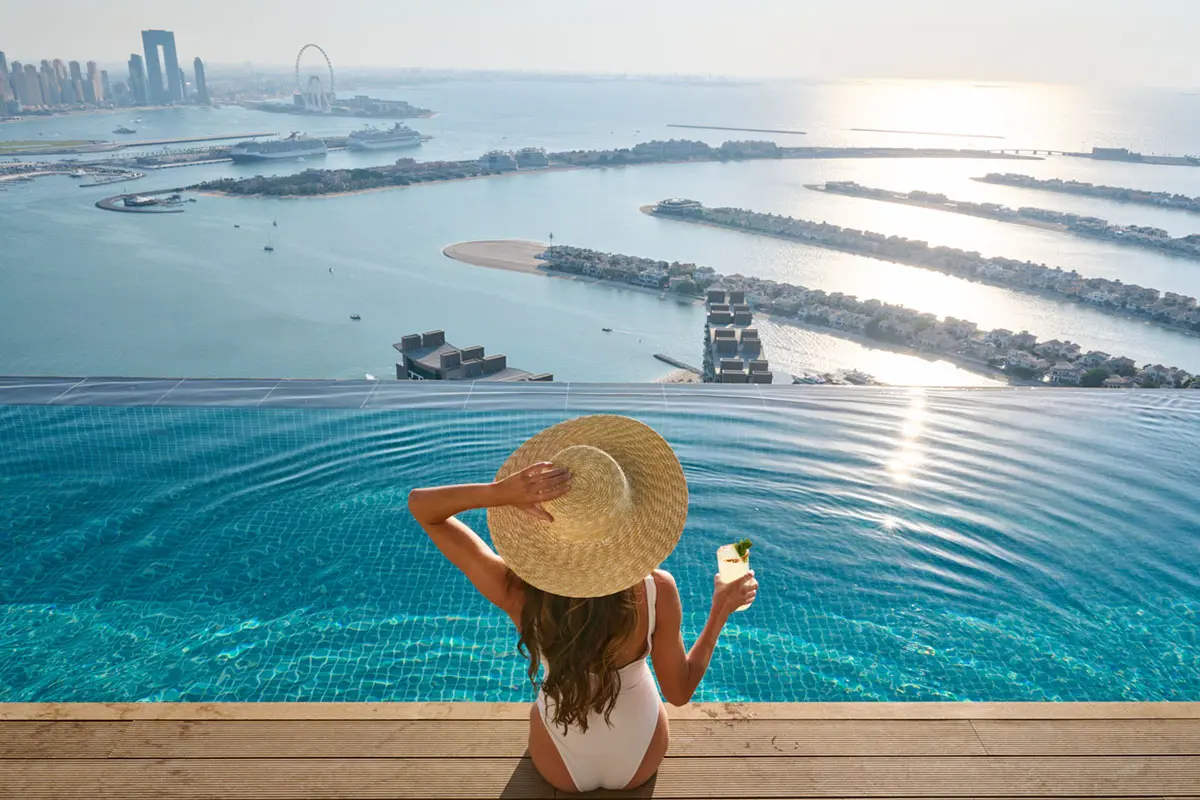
[{"x1": 487, "y1": 415, "x2": 688, "y2": 598}]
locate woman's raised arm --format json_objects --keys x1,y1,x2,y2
[{"x1": 407, "y1": 463, "x2": 571, "y2": 618}]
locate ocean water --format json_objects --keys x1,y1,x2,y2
[
  {"x1": 0, "y1": 382, "x2": 1196, "y2": 702},
  {"x1": 3, "y1": 79, "x2": 1200, "y2": 382}
]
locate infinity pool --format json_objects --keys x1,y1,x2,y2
[{"x1": 0, "y1": 378, "x2": 1197, "y2": 702}]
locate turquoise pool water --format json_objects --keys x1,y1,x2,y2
[{"x1": 0, "y1": 379, "x2": 1197, "y2": 702}]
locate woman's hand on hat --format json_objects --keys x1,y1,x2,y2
[
  {"x1": 712, "y1": 570, "x2": 758, "y2": 618},
  {"x1": 492, "y1": 462, "x2": 572, "y2": 522}
]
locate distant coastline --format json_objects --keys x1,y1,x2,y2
[{"x1": 190, "y1": 139, "x2": 1042, "y2": 201}]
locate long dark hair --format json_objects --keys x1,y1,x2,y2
[{"x1": 511, "y1": 572, "x2": 639, "y2": 733}]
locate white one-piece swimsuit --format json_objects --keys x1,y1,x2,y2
[{"x1": 535, "y1": 574, "x2": 662, "y2": 792}]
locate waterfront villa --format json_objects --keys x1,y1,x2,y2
[{"x1": 394, "y1": 330, "x2": 552, "y2": 381}]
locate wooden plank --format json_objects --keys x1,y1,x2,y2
[
  {"x1": 669, "y1": 720, "x2": 986, "y2": 756},
  {"x1": 5, "y1": 701, "x2": 1200, "y2": 722},
  {"x1": 973, "y1": 719, "x2": 1200, "y2": 755},
  {"x1": 0, "y1": 722, "x2": 127, "y2": 758},
  {"x1": 574, "y1": 756, "x2": 1200, "y2": 797},
  {"x1": 0, "y1": 757, "x2": 554, "y2": 799},
  {"x1": 0, "y1": 719, "x2": 986, "y2": 759},
  {"x1": 2, "y1": 756, "x2": 1196, "y2": 799}
]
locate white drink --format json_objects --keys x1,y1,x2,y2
[{"x1": 717, "y1": 544, "x2": 752, "y2": 611}]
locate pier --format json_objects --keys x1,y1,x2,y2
[
  {"x1": 668, "y1": 123, "x2": 807, "y2": 135},
  {"x1": 653, "y1": 353, "x2": 702, "y2": 375}
]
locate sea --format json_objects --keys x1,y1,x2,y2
[{"x1": 3, "y1": 78, "x2": 1200, "y2": 383}]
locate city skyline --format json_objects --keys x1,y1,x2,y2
[{"x1": 3, "y1": 0, "x2": 1200, "y2": 85}]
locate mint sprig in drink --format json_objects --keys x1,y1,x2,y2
[{"x1": 717, "y1": 538, "x2": 753, "y2": 611}]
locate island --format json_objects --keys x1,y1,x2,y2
[
  {"x1": 811, "y1": 181, "x2": 1200, "y2": 261},
  {"x1": 189, "y1": 138, "x2": 1039, "y2": 198},
  {"x1": 444, "y1": 238, "x2": 1198, "y2": 389},
  {"x1": 975, "y1": 173, "x2": 1200, "y2": 214},
  {"x1": 644, "y1": 199, "x2": 1200, "y2": 336}
]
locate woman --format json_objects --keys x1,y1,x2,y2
[{"x1": 408, "y1": 415, "x2": 758, "y2": 793}]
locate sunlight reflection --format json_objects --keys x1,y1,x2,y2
[{"x1": 887, "y1": 388, "x2": 928, "y2": 485}]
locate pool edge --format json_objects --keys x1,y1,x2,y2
[{"x1": 4, "y1": 701, "x2": 1199, "y2": 721}]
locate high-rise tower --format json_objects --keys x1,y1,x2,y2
[{"x1": 141, "y1": 29, "x2": 182, "y2": 103}]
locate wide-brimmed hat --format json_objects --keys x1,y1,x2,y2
[{"x1": 488, "y1": 415, "x2": 688, "y2": 598}]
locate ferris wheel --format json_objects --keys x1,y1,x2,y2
[{"x1": 294, "y1": 44, "x2": 335, "y2": 113}]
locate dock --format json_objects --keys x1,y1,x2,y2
[
  {"x1": 654, "y1": 353, "x2": 702, "y2": 375},
  {"x1": 2, "y1": 701, "x2": 1197, "y2": 798}
]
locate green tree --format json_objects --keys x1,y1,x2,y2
[{"x1": 1080, "y1": 367, "x2": 1111, "y2": 387}]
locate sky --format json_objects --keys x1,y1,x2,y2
[{"x1": 4, "y1": 0, "x2": 1200, "y2": 86}]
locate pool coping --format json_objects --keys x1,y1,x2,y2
[{"x1": 4, "y1": 701, "x2": 1199, "y2": 721}]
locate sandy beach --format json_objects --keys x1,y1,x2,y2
[
  {"x1": 442, "y1": 240, "x2": 548, "y2": 274},
  {"x1": 654, "y1": 368, "x2": 702, "y2": 383}
]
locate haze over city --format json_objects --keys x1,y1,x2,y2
[{"x1": 5, "y1": 0, "x2": 1200, "y2": 85}]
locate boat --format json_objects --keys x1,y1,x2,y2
[
  {"x1": 350, "y1": 314, "x2": 361, "y2": 320},
  {"x1": 792, "y1": 374, "x2": 826, "y2": 385},
  {"x1": 843, "y1": 369, "x2": 875, "y2": 385},
  {"x1": 601, "y1": 327, "x2": 613, "y2": 332},
  {"x1": 229, "y1": 132, "x2": 327, "y2": 163},
  {"x1": 113, "y1": 126, "x2": 136, "y2": 134},
  {"x1": 347, "y1": 122, "x2": 423, "y2": 151},
  {"x1": 263, "y1": 245, "x2": 274, "y2": 252},
  {"x1": 234, "y1": 224, "x2": 240, "y2": 228},
  {"x1": 68, "y1": 170, "x2": 86, "y2": 179}
]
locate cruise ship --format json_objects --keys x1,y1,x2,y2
[
  {"x1": 229, "y1": 133, "x2": 328, "y2": 163},
  {"x1": 347, "y1": 123, "x2": 425, "y2": 151}
]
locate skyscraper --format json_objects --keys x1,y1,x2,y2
[
  {"x1": 193, "y1": 57, "x2": 209, "y2": 104},
  {"x1": 178, "y1": 68, "x2": 188, "y2": 101},
  {"x1": 142, "y1": 29, "x2": 182, "y2": 104},
  {"x1": 100, "y1": 69, "x2": 111, "y2": 102},
  {"x1": 23, "y1": 63, "x2": 44, "y2": 106},
  {"x1": 86, "y1": 61, "x2": 102, "y2": 104},
  {"x1": 0, "y1": 52, "x2": 9, "y2": 102},
  {"x1": 9, "y1": 60, "x2": 24, "y2": 104},
  {"x1": 128, "y1": 53, "x2": 148, "y2": 105},
  {"x1": 39, "y1": 61, "x2": 61, "y2": 105},
  {"x1": 68, "y1": 61, "x2": 86, "y2": 105}
]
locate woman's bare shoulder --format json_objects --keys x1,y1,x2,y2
[{"x1": 652, "y1": 568, "x2": 680, "y2": 599}]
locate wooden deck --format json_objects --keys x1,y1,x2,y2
[{"x1": 2, "y1": 702, "x2": 1198, "y2": 798}]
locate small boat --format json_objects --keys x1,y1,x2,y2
[
  {"x1": 364, "y1": 373, "x2": 376, "y2": 380},
  {"x1": 234, "y1": 224, "x2": 240, "y2": 228},
  {"x1": 350, "y1": 314, "x2": 361, "y2": 320},
  {"x1": 272, "y1": 220, "x2": 277, "y2": 227},
  {"x1": 113, "y1": 126, "x2": 136, "y2": 135},
  {"x1": 601, "y1": 327, "x2": 613, "y2": 332},
  {"x1": 263, "y1": 245, "x2": 274, "y2": 252}
]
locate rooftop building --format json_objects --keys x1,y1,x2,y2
[
  {"x1": 394, "y1": 330, "x2": 552, "y2": 382},
  {"x1": 703, "y1": 289, "x2": 772, "y2": 384},
  {"x1": 478, "y1": 150, "x2": 518, "y2": 172},
  {"x1": 655, "y1": 198, "x2": 703, "y2": 215}
]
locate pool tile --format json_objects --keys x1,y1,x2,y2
[
  {"x1": 160, "y1": 379, "x2": 280, "y2": 407},
  {"x1": 50, "y1": 379, "x2": 181, "y2": 406},
  {"x1": 362, "y1": 381, "x2": 474, "y2": 410},
  {"x1": 466, "y1": 382, "x2": 568, "y2": 412},
  {"x1": 0, "y1": 377, "x2": 83, "y2": 406},
  {"x1": 257, "y1": 380, "x2": 377, "y2": 408}
]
